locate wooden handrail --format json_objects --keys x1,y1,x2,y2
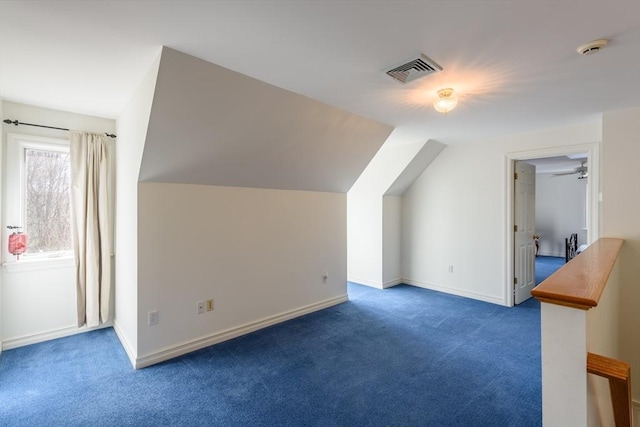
[
  {"x1": 531, "y1": 238, "x2": 623, "y2": 310},
  {"x1": 587, "y1": 352, "x2": 632, "y2": 427}
]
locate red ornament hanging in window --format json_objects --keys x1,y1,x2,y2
[{"x1": 7, "y1": 226, "x2": 27, "y2": 260}]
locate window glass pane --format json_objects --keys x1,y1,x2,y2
[{"x1": 24, "y1": 148, "x2": 72, "y2": 254}]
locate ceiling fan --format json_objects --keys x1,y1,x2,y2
[{"x1": 553, "y1": 161, "x2": 588, "y2": 179}]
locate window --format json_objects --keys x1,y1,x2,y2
[
  {"x1": 4, "y1": 133, "x2": 73, "y2": 262},
  {"x1": 25, "y1": 147, "x2": 72, "y2": 253}
]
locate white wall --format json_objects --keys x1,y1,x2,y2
[
  {"x1": 347, "y1": 191, "x2": 383, "y2": 287},
  {"x1": 125, "y1": 47, "x2": 376, "y2": 368},
  {"x1": 541, "y1": 302, "x2": 588, "y2": 426},
  {"x1": 2, "y1": 264, "x2": 75, "y2": 344},
  {"x1": 136, "y1": 182, "x2": 347, "y2": 365},
  {"x1": 382, "y1": 196, "x2": 402, "y2": 286},
  {"x1": 347, "y1": 138, "x2": 438, "y2": 287},
  {"x1": 0, "y1": 101, "x2": 115, "y2": 348},
  {"x1": 535, "y1": 172, "x2": 587, "y2": 257},
  {"x1": 114, "y1": 54, "x2": 161, "y2": 362},
  {"x1": 0, "y1": 99, "x2": 3, "y2": 354},
  {"x1": 597, "y1": 106, "x2": 640, "y2": 404},
  {"x1": 586, "y1": 256, "x2": 621, "y2": 426},
  {"x1": 347, "y1": 140, "x2": 422, "y2": 287},
  {"x1": 402, "y1": 120, "x2": 602, "y2": 305}
]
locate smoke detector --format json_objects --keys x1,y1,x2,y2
[
  {"x1": 576, "y1": 39, "x2": 608, "y2": 56},
  {"x1": 384, "y1": 53, "x2": 442, "y2": 84}
]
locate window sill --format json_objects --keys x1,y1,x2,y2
[{"x1": 2, "y1": 256, "x2": 75, "y2": 273}]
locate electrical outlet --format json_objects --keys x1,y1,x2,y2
[
  {"x1": 322, "y1": 271, "x2": 329, "y2": 284},
  {"x1": 448, "y1": 265, "x2": 454, "y2": 273},
  {"x1": 148, "y1": 310, "x2": 159, "y2": 326},
  {"x1": 206, "y1": 299, "x2": 214, "y2": 311},
  {"x1": 197, "y1": 301, "x2": 206, "y2": 314}
]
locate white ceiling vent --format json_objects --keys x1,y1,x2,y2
[{"x1": 384, "y1": 53, "x2": 442, "y2": 84}]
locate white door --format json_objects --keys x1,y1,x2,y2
[{"x1": 514, "y1": 161, "x2": 536, "y2": 304}]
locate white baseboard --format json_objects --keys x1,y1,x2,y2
[
  {"x1": 402, "y1": 278, "x2": 505, "y2": 306},
  {"x1": 112, "y1": 320, "x2": 137, "y2": 369},
  {"x1": 134, "y1": 294, "x2": 348, "y2": 369},
  {"x1": 382, "y1": 278, "x2": 402, "y2": 289},
  {"x1": 2, "y1": 322, "x2": 112, "y2": 351},
  {"x1": 347, "y1": 276, "x2": 384, "y2": 289}
]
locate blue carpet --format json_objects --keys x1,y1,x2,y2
[
  {"x1": 535, "y1": 256, "x2": 565, "y2": 285},
  {"x1": 0, "y1": 283, "x2": 541, "y2": 426}
]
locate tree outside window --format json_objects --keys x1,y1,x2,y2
[{"x1": 24, "y1": 148, "x2": 72, "y2": 254}]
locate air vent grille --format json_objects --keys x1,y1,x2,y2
[{"x1": 384, "y1": 54, "x2": 442, "y2": 84}]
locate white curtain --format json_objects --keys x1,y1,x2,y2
[{"x1": 70, "y1": 131, "x2": 112, "y2": 327}]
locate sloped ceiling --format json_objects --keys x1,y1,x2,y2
[
  {"x1": 385, "y1": 140, "x2": 446, "y2": 196},
  {"x1": 139, "y1": 47, "x2": 393, "y2": 193}
]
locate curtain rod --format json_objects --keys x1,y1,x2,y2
[{"x1": 3, "y1": 119, "x2": 117, "y2": 138}]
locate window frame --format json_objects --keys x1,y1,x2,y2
[{"x1": 3, "y1": 133, "x2": 74, "y2": 265}]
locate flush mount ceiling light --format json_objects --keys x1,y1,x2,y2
[{"x1": 433, "y1": 88, "x2": 458, "y2": 115}]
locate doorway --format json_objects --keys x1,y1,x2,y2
[{"x1": 505, "y1": 143, "x2": 600, "y2": 307}]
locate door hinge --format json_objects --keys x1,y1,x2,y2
[
  {"x1": 514, "y1": 172, "x2": 518, "y2": 180},
  {"x1": 514, "y1": 277, "x2": 518, "y2": 285},
  {"x1": 514, "y1": 225, "x2": 518, "y2": 232}
]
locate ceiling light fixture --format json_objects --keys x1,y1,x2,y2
[{"x1": 433, "y1": 88, "x2": 458, "y2": 115}]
